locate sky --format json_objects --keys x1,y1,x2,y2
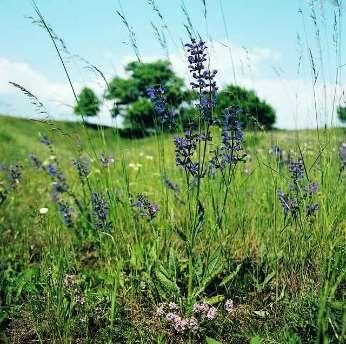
[{"x1": 0, "y1": 0, "x2": 345, "y2": 129}]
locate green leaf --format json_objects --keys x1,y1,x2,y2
[
  {"x1": 253, "y1": 310, "x2": 269, "y2": 318},
  {"x1": 15, "y1": 267, "x2": 39, "y2": 298},
  {"x1": 0, "y1": 310, "x2": 7, "y2": 324},
  {"x1": 176, "y1": 227, "x2": 187, "y2": 242},
  {"x1": 330, "y1": 301, "x2": 345, "y2": 311},
  {"x1": 168, "y1": 248, "x2": 178, "y2": 278},
  {"x1": 262, "y1": 271, "x2": 276, "y2": 288},
  {"x1": 155, "y1": 266, "x2": 180, "y2": 297},
  {"x1": 193, "y1": 249, "x2": 222, "y2": 298},
  {"x1": 250, "y1": 335, "x2": 262, "y2": 344},
  {"x1": 206, "y1": 337, "x2": 222, "y2": 344},
  {"x1": 204, "y1": 294, "x2": 225, "y2": 305},
  {"x1": 193, "y1": 200, "x2": 205, "y2": 238},
  {"x1": 220, "y1": 264, "x2": 242, "y2": 287},
  {"x1": 276, "y1": 285, "x2": 286, "y2": 301}
]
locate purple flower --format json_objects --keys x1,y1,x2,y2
[
  {"x1": 92, "y1": 192, "x2": 111, "y2": 231},
  {"x1": 174, "y1": 129, "x2": 200, "y2": 176},
  {"x1": 209, "y1": 163, "x2": 217, "y2": 177},
  {"x1": 132, "y1": 193, "x2": 159, "y2": 220},
  {"x1": 277, "y1": 190, "x2": 290, "y2": 215},
  {"x1": 43, "y1": 162, "x2": 69, "y2": 202},
  {"x1": 148, "y1": 203, "x2": 159, "y2": 218},
  {"x1": 58, "y1": 202, "x2": 74, "y2": 227},
  {"x1": 51, "y1": 181, "x2": 69, "y2": 202},
  {"x1": 46, "y1": 164, "x2": 58, "y2": 177},
  {"x1": 210, "y1": 106, "x2": 246, "y2": 173},
  {"x1": 7, "y1": 164, "x2": 22, "y2": 189},
  {"x1": 28, "y1": 153, "x2": 41, "y2": 168},
  {"x1": 270, "y1": 146, "x2": 283, "y2": 162},
  {"x1": 165, "y1": 312, "x2": 179, "y2": 322},
  {"x1": 222, "y1": 107, "x2": 244, "y2": 153},
  {"x1": 100, "y1": 154, "x2": 115, "y2": 167},
  {"x1": 278, "y1": 160, "x2": 319, "y2": 218},
  {"x1": 306, "y1": 203, "x2": 319, "y2": 216},
  {"x1": 174, "y1": 318, "x2": 188, "y2": 333},
  {"x1": 186, "y1": 39, "x2": 207, "y2": 74},
  {"x1": 289, "y1": 160, "x2": 304, "y2": 180},
  {"x1": 185, "y1": 39, "x2": 218, "y2": 121},
  {"x1": 147, "y1": 85, "x2": 175, "y2": 125},
  {"x1": 72, "y1": 158, "x2": 90, "y2": 178},
  {"x1": 164, "y1": 177, "x2": 180, "y2": 194},
  {"x1": 40, "y1": 135, "x2": 51, "y2": 146},
  {"x1": 309, "y1": 182, "x2": 319, "y2": 194},
  {"x1": 165, "y1": 313, "x2": 189, "y2": 333}
]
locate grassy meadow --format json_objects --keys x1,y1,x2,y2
[{"x1": 0, "y1": 114, "x2": 345, "y2": 343}]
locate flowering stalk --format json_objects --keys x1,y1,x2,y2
[
  {"x1": 183, "y1": 38, "x2": 219, "y2": 300},
  {"x1": 146, "y1": 85, "x2": 171, "y2": 218},
  {"x1": 35, "y1": 136, "x2": 88, "y2": 226},
  {"x1": 211, "y1": 106, "x2": 247, "y2": 227},
  {"x1": 0, "y1": 163, "x2": 22, "y2": 206},
  {"x1": 277, "y1": 158, "x2": 319, "y2": 223}
]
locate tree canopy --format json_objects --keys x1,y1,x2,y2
[
  {"x1": 337, "y1": 106, "x2": 346, "y2": 124},
  {"x1": 75, "y1": 60, "x2": 277, "y2": 132},
  {"x1": 74, "y1": 87, "x2": 100, "y2": 117},
  {"x1": 216, "y1": 85, "x2": 276, "y2": 129},
  {"x1": 105, "y1": 60, "x2": 194, "y2": 131}
]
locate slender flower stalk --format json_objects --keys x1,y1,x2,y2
[
  {"x1": 185, "y1": 39, "x2": 218, "y2": 122},
  {"x1": 132, "y1": 193, "x2": 159, "y2": 220},
  {"x1": 72, "y1": 158, "x2": 90, "y2": 179},
  {"x1": 58, "y1": 202, "x2": 74, "y2": 227},
  {"x1": 181, "y1": 38, "x2": 219, "y2": 300},
  {"x1": 278, "y1": 158, "x2": 319, "y2": 220},
  {"x1": 91, "y1": 192, "x2": 111, "y2": 231},
  {"x1": 147, "y1": 85, "x2": 175, "y2": 127}
]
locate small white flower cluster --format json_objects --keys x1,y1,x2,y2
[
  {"x1": 128, "y1": 162, "x2": 142, "y2": 171},
  {"x1": 63, "y1": 274, "x2": 85, "y2": 310}
]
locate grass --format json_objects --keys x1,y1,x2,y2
[{"x1": 0, "y1": 114, "x2": 345, "y2": 343}]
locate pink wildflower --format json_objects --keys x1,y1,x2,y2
[
  {"x1": 157, "y1": 303, "x2": 166, "y2": 316},
  {"x1": 168, "y1": 302, "x2": 178, "y2": 310},
  {"x1": 193, "y1": 302, "x2": 209, "y2": 314},
  {"x1": 206, "y1": 306, "x2": 217, "y2": 320},
  {"x1": 174, "y1": 318, "x2": 188, "y2": 333},
  {"x1": 166, "y1": 312, "x2": 179, "y2": 322},
  {"x1": 188, "y1": 316, "x2": 199, "y2": 332},
  {"x1": 224, "y1": 299, "x2": 234, "y2": 313}
]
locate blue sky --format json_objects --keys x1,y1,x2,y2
[{"x1": 0, "y1": 0, "x2": 345, "y2": 128}]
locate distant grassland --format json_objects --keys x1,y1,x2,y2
[{"x1": 0, "y1": 114, "x2": 345, "y2": 343}]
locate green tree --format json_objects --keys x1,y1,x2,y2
[
  {"x1": 216, "y1": 85, "x2": 276, "y2": 129},
  {"x1": 337, "y1": 106, "x2": 346, "y2": 124},
  {"x1": 105, "y1": 60, "x2": 194, "y2": 131},
  {"x1": 74, "y1": 87, "x2": 100, "y2": 117}
]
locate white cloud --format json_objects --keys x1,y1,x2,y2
[
  {"x1": 0, "y1": 57, "x2": 119, "y2": 126},
  {"x1": 168, "y1": 41, "x2": 343, "y2": 129},
  {"x1": 0, "y1": 40, "x2": 344, "y2": 130}
]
